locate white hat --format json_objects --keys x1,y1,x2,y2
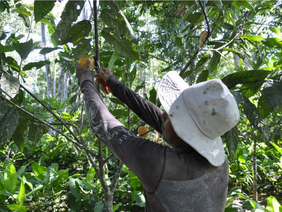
[{"x1": 157, "y1": 71, "x2": 240, "y2": 166}]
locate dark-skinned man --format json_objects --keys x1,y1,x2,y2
[{"x1": 75, "y1": 60, "x2": 239, "y2": 212}]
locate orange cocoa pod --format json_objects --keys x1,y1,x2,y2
[
  {"x1": 78, "y1": 55, "x2": 95, "y2": 68},
  {"x1": 138, "y1": 126, "x2": 149, "y2": 138}
]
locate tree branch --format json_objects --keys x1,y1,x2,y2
[
  {"x1": 198, "y1": 0, "x2": 210, "y2": 35},
  {"x1": 110, "y1": 161, "x2": 124, "y2": 193},
  {"x1": 0, "y1": 94, "x2": 95, "y2": 156}
]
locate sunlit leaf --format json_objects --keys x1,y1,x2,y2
[
  {"x1": 23, "y1": 60, "x2": 51, "y2": 71},
  {"x1": 17, "y1": 180, "x2": 25, "y2": 204},
  {"x1": 240, "y1": 34, "x2": 264, "y2": 42},
  {"x1": 51, "y1": 1, "x2": 85, "y2": 45},
  {"x1": 34, "y1": 0, "x2": 55, "y2": 23},
  {"x1": 0, "y1": 73, "x2": 20, "y2": 98},
  {"x1": 0, "y1": 107, "x2": 19, "y2": 145},
  {"x1": 4, "y1": 164, "x2": 17, "y2": 193},
  {"x1": 7, "y1": 204, "x2": 27, "y2": 212},
  {"x1": 102, "y1": 31, "x2": 139, "y2": 60}
]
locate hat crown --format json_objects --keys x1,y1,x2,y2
[{"x1": 183, "y1": 79, "x2": 239, "y2": 140}]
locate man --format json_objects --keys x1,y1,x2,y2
[{"x1": 75, "y1": 60, "x2": 240, "y2": 212}]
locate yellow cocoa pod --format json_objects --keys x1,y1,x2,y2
[
  {"x1": 138, "y1": 126, "x2": 149, "y2": 138},
  {"x1": 78, "y1": 55, "x2": 95, "y2": 68}
]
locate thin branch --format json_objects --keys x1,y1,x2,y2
[
  {"x1": 110, "y1": 161, "x2": 124, "y2": 193},
  {"x1": 0, "y1": 94, "x2": 95, "y2": 156},
  {"x1": 180, "y1": 13, "x2": 222, "y2": 77},
  {"x1": 104, "y1": 153, "x2": 114, "y2": 164},
  {"x1": 198, "y1": 1, "x2": 210, "y2": 35}
]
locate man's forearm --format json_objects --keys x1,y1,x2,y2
[{"x1": 79, "y1": 71, "x2": 123, "y2": 141}]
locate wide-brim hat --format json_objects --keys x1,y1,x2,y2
[{"x1": 157, "y1": 71, "x2": 239, "y2": 166}]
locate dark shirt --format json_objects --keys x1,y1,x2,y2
[{"x1": 78, "y1": 71, "x2": 229, "y2": 212}]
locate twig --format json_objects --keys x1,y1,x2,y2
[
  {"x1": 180, "y1": 13, "x2": 222, "y2": 77},
  {"x1": 0, "y1": 94, "x2": 95, "y2": 156},
  {"x1": 104, "y1": 153, "x2": 114, "y2": 163},
  {"x1": 110, "y1": 161, "x2": 124, "y2": 193},
  {"x1": 198, "y1": 0, "x2": 210, "y2": 35}
]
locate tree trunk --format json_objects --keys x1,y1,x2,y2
[
  {"x1": 63, "y1": 69, "x2": 69, "y2": 103},
  {"x1": 104, "y1": 192, "x2": 114, "y2": 212},
  {"x1": 253, "y1": 139, "x2": 258, "y2": 200},
  {"x1": 41, "y1": 23, "x2": 52, "y2": 98},
  {"x1": 57, "y1": 67, "x2": 64, "y2": 100}
]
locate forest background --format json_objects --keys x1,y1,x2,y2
[{"x1": 0, "y1": 0, "x2": 282, "y2": 211}]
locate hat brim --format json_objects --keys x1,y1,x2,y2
[{"x1": 157, "y1": 71, "x2": 225, "y2": 167}]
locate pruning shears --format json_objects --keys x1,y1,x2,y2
[{"x1": 94, "y1": 60, "x2": 111, "y2": 95}]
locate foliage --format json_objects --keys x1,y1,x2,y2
[{"x1": 0, "y1": 0, "x2": 281, "y2": 211}]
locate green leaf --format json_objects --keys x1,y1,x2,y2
[
  {"x1": 4, "y1": 164, "x2": 17, "y2": 193},
  {"x1": 23, "y1": 60, "x2": 51, "y2": 71},
  {"x1": 0, "y1": 72, "x2": 20, "y2": 98},
  {"x1": 0, "y1": 107, "x2": 19, "y2": 145},
  {"x1": 0, "y1": 98, "x2": 9, "y2": 120},
  {"x1": 129, "y1": 172, "x2": 142, "y2": 191},
  {"x1": 266, "y1": 195, "x2": 281, "y2": 212},
  {"x1": 134, "y1": 191, "x2": 145, "y2": 207},
  {"x1": 13, "y1": 39, "x2": 33, "y2": 60},
  {"x1": 34, "y1": 0, "x2": 55, "y2": 23},
  {"x1": 224, "y1": 126, "x2": 239, "y2": 160},
  {"x1": 108, "y1": 51, "x2": 119, "y2": 70},
  {"x1": 0, "y1": 43, "x2": 13, "y2": 53},
  {"x1": 70, "y1": 20, "x2": 91, "y2": 44},
  {"x1": 263, "y1": 38, "x2": 282, "y2": 48},
  {"x1": 258, "y1": 93, "x2": 272, "y2": 118},
  {"x1": 94, "y1": 200, "x2": 104, "y2": 212},
  {"x1": 149, "y1": 87, "x2": 157, "y2": 104},
  {"x1": 234, "y1": 92, "x2": 269, "y2": 137},
  {"x1": 7, "y1": 204, "x2": 27, "y2": 212},
  {"x1": 263, "y1": 79, "x2": 282, "y2": 110},
  {"x1": 51, "y1": 1, "x2": 85, "y2": 45},
  {"x1": 233, "y1": 0, "x2": 255, "y2": 13},
  {"x1": 31, "y1": 162, "x2": 45, "y2": 181},
  {"x1": 102, "y1": 31, "x2": 139, "y2": 60},
  {"x1": 239, "y1": 34, "x2": 264, "y2": 42},
  {"x1": 86, "y1": 168, "x2": 95, "y2": 182},
  {"x1": 73, "y1": 38, "x2": 91, "y2": 60},
  {"x1": 270, "y1": 27, "x2": 282, "y2": 37},
  {"x1": 17, "y1": 180, "x2": 25, "y2": 204},
  {"x1": 223, "y1": 48, "x2": 241, "y2": 55},
  {"x1": 2, "y1": 56, "x2": 20, "y2": 71},
  {"x1": 197, "y1": 70, "x2": 209, "y2": 83},
  {"x1": 28, "y1": 123, "x2": 47, "y2": 144},
  {"x1": 208, "y1": 52, "x2": 221, "y2": 73},
  {"x1": 69, "y1": 178, "x2": 81, "y2": 199},
  {"x1": 11, "y1": 117, "x2": 28, "y2": 152},
  {"x1": 101, "y1": 9, "x2": 128, "y2": 36},
  {"x1": 221, "y1": 70, "x2": 270, "y2": 89}
]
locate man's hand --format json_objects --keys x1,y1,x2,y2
[
  {"x1": 94, "y1": 68, "x2": 112, "y2": 94},
  {"x1": 75, "y1": 58, "x2": 93, "y2": 79},
  {"x1": 94, "y1": 68, "x2": 112, "y2": 83}
]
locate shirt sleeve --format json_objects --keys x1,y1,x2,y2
[
  {"x1": 78, "y1": 71, "x2": 166, "y2": 192},
  {"x1": 107, "y1": 75, "x2": 163, "y2": 134}
]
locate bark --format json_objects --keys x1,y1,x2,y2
[
  {"x1": 41, "y1": 23, "x2": 52, "y2": 98},
  {"x1": 63, "y1": 69, "x2": 69, "y2": 102},
  {"x1": 57, "y1": 67, "x2": 65, "y2": 100}
]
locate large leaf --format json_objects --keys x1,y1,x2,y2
[
  {"x1": 263, "y1": 79, "x2": 282, "y2": 110},
  {"x1": 31, "y1": 162, "x2": 45, "y2": 181},
  {"x1": 263, "y1": 38, "x2": 282, "y2": 48},
  {"x1": 239, "y1": 34, "x2": 264, "y2": 42},
  {"x1": 69, "y1": 178, "x2": 81, "y2": 199},
  {"x1": 266, "y1": 195, "x2": 282, "y2": 212},
  {"x1": 221, "y1": 70, "x2": 270, "y2": 89},
  {"x1": 208, "y1": 52, "x2": 221, "y2": 73},
  {"x1": 2, "y1": 56, "x2": 20, "y2": 71},
  {"x1": 0, "y1": 72, "x2": 20, "y2": 98},
  {"x1": 34, "y1": 0, "x2": 55, "y2": 23},
  {"x1": 51, "y1": 1, "x2": 85, "y2": 45},
  {"x1": 224, "y1": 126, "x2": 239, "y2": 160},
  {"x1": 39, "y1": 47, "x2": 62, "y2": 55},
  {"x1": 73, "y1": 38, "x2": 91, "y2": 60},
  {"x1": 0, "y1": 107, "x2": 19, "y2": 145},
  {"x1": 70, "y1": 20, "x2": 92, "y2": 44},
  {"x1": 234, "y1": 92, "x2": 269, "y2": 137},
  {"x1": 102, "y1": 31, "x2": 139, "y2": 60},
  {"x1": 11, "y1": 117, "x2": 28, "y2": 152},
  {"x1": 0, "y1": 98, "x2": 9, "y2": 120},
  {"x1": 12, "y1": 39, "x2": 33, "y2": 60},
  {"x1": 101, "y1": 9, "x2": 128, "y2": 36},
  {"x1": 4, "y1": 164, "x2": 17, "y2": 193},
  {"x1": 17, "y1": 179, "x2": 25, "y2": 204},
  {"x1": 258, "y1": 93, "x2": 272, "y2": 118},
  {"x1": 23, "y1": 60, "x2": 51, "y2": 71},
  {"x1": 7, "y1": 204, "x2": 27, "y2": 212},
  {"x1": 28, "y1": 123, "x2": 47, "y2": 144}
]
